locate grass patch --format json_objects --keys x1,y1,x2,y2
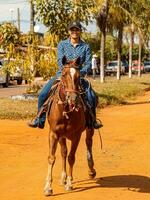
[
  {"x1": 1, "y1": 74, "x2": 150, "y2": 119},
  {"x1": 90, "y1": 74, "x2": 150, "y2": 107},
  {"x1": 0, "y1": 98, "x2": 37, "y2": 120}
]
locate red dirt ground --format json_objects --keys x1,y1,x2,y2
[{"x1": 0, "y1": 92, "x2": 150, "y2": 200}]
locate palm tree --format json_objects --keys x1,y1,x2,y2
[
  {"x1": 107, "y1": 5, "x2": 127, "y2": 80},
  {"x1": 128, "y1": 23, "x2": 135, "y2": 78},
  {"x1": 96, "y1": 0, "x2": 110, "y2": 83}
]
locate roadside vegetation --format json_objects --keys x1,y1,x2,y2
[
  {"x1": 0, "y1": 98, "x2": 37, "y2": 120},
  {"x1": 1, "y1": 74, "x2": 150, "y2": 120},
  {"x1": 92, "y1": 74, "x2": 150, "y2": 107}
]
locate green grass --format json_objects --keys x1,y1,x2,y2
[
  {"x1": 0, "y1": 74, "x2": 150, "y2": 120},
  {"x1": 90, "y1": 74, "x2": 150, "y2": 107}
]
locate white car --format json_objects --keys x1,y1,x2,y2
[
  {"x1": 105, "y1": 60, "x2": 126, "y2": 75},
  {"x1": 0, "y1": 60, "x2": 10, "y2": 87}
]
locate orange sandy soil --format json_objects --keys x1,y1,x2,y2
[{"x1": 0, "y1": 92, "x2": 150, "y2": 200}]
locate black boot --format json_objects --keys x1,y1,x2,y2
[
  {"x1": 91, "y1": 108, "x2": 103, "y2": 129},
  {"x1": 93, "y1": 119, "x2": 103, "y2": 129},
  {"x1": 28, "y1": 118, "x2": 44, "y2": 129}
]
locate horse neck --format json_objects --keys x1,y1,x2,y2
[{"x1": 58, "y1": 81, "x2": 66, "y2": 102}]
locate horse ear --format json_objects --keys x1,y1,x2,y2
[
  {"x1": 62, "y1": 56, "x2": 67, "y2": 65},
  {"x1": 75, "y1": 57, "x2": 80, "y2": 66}
]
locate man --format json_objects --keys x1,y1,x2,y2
[
  {"x1": 92, "y1": 54, "x2": 98, "y2": 79},
  {"x1": 28, "y1": 21, "x2": 102, "y2": 129}
]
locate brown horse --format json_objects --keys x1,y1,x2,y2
[{"x1": 44, "y1": 56, "x2": 96, "y2": 196}]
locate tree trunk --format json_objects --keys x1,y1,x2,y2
[
  {"x1": 117, "y1": 25, "x2": 123, "y2": 80},
  {"x1": 97, "y1": 0, "x2": 110, "y2": 83},
  {"x1": 129, "y1": 24, "x2": 134, "y2": 78},
  {"x1": 138, "y1": 31, "x2": 142, "y2": 77},
  {"x1": 100, "y1": 30, "x2": 106, "y2": 83}
]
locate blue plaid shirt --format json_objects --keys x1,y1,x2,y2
[{"x1": 57, "y1": 38, "x2": 92, "y2": 77}]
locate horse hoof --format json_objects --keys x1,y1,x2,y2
[
  {"x1": 89, "y1": 170, "x2": 96, "y2": 179},
  {"x1": 65, "y1": 185, "x2": 73, "y2": 191},
  {"x1": 44, "y1": 188, "x2": 53, "y2": 196}
]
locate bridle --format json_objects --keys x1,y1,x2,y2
[
  {"x1": 60, "y1": 65, "x2": 80, "y2": 94},
  {"x1": 55, "y1": 61, "x2": 91, "y2": 118},
  {"x1": 57, "y1": 65, "x2": 83, "y2": 117},
  {"x1": 60, "y1": 65, "x2": 90, "y2": 94}
]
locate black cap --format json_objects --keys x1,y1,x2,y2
[{"x1": 68, "y1": 21, "x2": 82, "y2": 30}]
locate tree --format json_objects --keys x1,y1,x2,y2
[
  {"x1": 92, "y1": 0, "x2": 150, "y2": 82},
  {"x1": 95, "y1": 0, "x2": 110, "y2": 83},
  {"x1": 113, "y1": 0, "x2": 150, "y2": 78},
  {"x1": 0, "y1": 23, "x2": 20, "y2": 49},
  {"x1": 34, "y1": 0, "x2": 95, "y2": 39},
  {"x1": 82, "y1": 31, "x2": 101, "y2": 53},
  {"x1": 107, "y1": 5, "x2": 127, "y2": 80}
]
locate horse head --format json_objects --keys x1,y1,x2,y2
[{"x1": 60, "y1": 56, "x2": 81, "y2": 111}]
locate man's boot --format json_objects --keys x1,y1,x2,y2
[
  {"x1": 28, "y1": 117, "x2": 44, "y2": 129},
  {"x1": 90, "y1": 108, "x2": 103, "y2": 129},
  {"x1": 93, "y1": 119, "x2": 103, "y2": 129}
]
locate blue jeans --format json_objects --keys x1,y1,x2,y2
[
  {"x1": 80, "y1": 78, "x2": 96, "y2": 115},
  {"x1": 37, "y1": 76, "x2": 56, "y2": 126},
  {"x1": 37, "y1": 76, "x2": 97, "y2": 127}
]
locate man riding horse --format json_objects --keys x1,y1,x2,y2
[{"x1": 28, "y1": 21, "x2": 102, "y2": 130}]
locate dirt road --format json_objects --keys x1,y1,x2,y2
[
  {"x1": 0, "y1": 92, "x2": 150, "y2": 200},
  {"x1": 0, "y1": 77, "x2": 45, "y2": 98},
  {"x1": 0, "y1": 84, "x2": 27, "y2": 98}
]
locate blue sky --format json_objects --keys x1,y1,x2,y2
[{"x1": 0, "y1": 0, "x2": 97, "y2": 33}]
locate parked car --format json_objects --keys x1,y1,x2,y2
[
  {"x1": 144, "y1": 61, "x2": 150, "y2": 72},
  {"x1": 3, "y1": 58, "x2": 23, "y2": 85},
  {"x1": 105, "y1": 60, "x2": 126, "y2": 76},
  {"x1": 0, "y1": 60, "x2": 10, "y2": 87},
  {"x1": 131, "y1": 60, "x2": 144, "y2": 73}
]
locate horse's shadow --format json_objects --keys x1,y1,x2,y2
[
  {"x1": 95, "y1": 175, "x2": 150, "y2": 193},
  {"x1": 52, "y1": 175, "x2": 150, "y2": 196}
]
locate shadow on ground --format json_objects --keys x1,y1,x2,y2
[
  {"x1": 96, "y1": 175, "x2": 150, "y2": 193},
  {"x1": 52, "y1": 175, "x2": 150, "y2": 196}
]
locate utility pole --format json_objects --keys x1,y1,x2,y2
[
  {"x1": 17, "y1": 8, "x2": 20, "y2": 31},
  {"x1": 30, "y1": 0, "x2": 34, "y2": 33},
  {"x1": 9, "y1": 8, "x2": 14, "y2": 24}
]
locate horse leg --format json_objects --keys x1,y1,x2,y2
[
  {"x1": 65, "y1": 135, "x2": 81, "y2": 191},
  {"x1": 86, "y1": 127, "x2": 96, "y2": 179},
  {"x1": 44, "y1": 133, "x2": 58, "y2": 196},
  {"x1": 59, "y1": 138, "x2": 67, "y2": 185}
]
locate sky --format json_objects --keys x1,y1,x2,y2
[{"x1": 0, "y1": 0, "x2": 97, "y2": 34}]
